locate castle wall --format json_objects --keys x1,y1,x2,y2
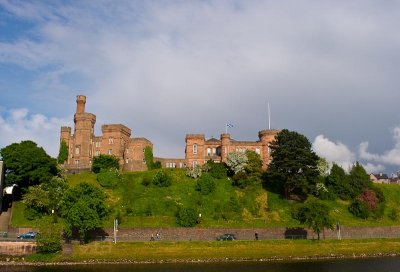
[{"x1": 184, "y1": 130, "x2": 278, "y2": 170}]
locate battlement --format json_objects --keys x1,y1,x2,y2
[
  {"x1": 61, "y1": 126, "x2": 71, "y2": 133},
  {"x1": 185, "y1": 134, "x2": 205, "y2": 139},
  {"x1": 102, "y1": 124, "x2": 132, "y2": 137}
]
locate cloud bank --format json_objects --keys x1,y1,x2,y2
[{"x1": 0, "y1": 1, "x2": 399, "y2": 173}]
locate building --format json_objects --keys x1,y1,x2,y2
[
  {"x1": 60, "y1": 95, "x2": 152, "y2": 172},
  {"x1": 185, "y1": 130, "x2": 278, "y2": 170},
  {"x1": 370, "y1": 173, "x2": 390, "y2": 184}
]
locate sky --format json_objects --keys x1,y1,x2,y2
[{"x1": 0, "y1": 0, "x2": 400, "y2": 175}]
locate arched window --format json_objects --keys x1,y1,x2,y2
[{"x1": 193, "y1": 144, "x2": 198, "y2": 155}]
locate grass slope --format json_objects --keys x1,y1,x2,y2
[{"x1": 10, "y1": 170, "x2": 400, "y2": 228}]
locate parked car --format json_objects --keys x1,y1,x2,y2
[
  {"x1": 216, "y1": 234, "x2": 236, "y2": 241},
  {"x1": 17, "y1": 231, "x2": 38, "y2": 239}
]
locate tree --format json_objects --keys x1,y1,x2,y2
[
  {"x1": 293, "y1": 199, "x2": 334, "y2": 240},
  {"x1": 57, "y1": 140, "x2": 68, "y2": 164},
  {"x1": 317, "y1": 157, "x2": 330, "y2": 177},
  {"x1": 60, "y1": 183, "x2": 108, "y2": 243},
  {"x1": 325, "y1": 163, "x2": 351, "y2": 200},
  {"x1": 91, "y1": 154, "x2": 120, "y2": 173},
  {"x1": 348, "y1": 162, "x2": 372, "y2": 198},
  {"x1": 245, "y1": 150, "x2": 263, "y2": 182},
  {"x1": 0, "y1": 140, "x2": 58, "y2": 188},
  {"x1": 226, "y1": 151, "x2": 248, "y2": 174},
  {"x1": 266, "y1": 129, "x2": 319, "y2": 199}
]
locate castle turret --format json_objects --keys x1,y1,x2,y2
[
  {"x1": 76, "y1": 95, "x2": 86, "y2": 113},
  {"x1": 220, "y1": 133, "x2": 231, "y2": 163},
  {"x1": 72, "y1": 95, "x2": 96, "y2": 167},
  {"x1": 258, "y1": 129, "x2": 279, "y2": 170}
]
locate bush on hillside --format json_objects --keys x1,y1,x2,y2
[
  {"x1": 195, "y1": 174, "x2": 216, "y2": 195},
  {"x1": 96, "y1": 168, "x2": 121, "y2": 188},
  {"x1": 349, "y1": 199, "x2": 370, "y2": 219},
  {"x1": 153, "y1": 171, "x2": 172, "y2": 187},
  {"x1": 203, "y1": 160, "x2": 227, "y2": 179},
  {"x1": 92, "y1": 154, "x2": 120, "y2": 173},
  {"x1": 186, "y1": 165, "x2": 202, "y2": 178},
  {"x1": 176, "y1": 207, "x2": 198, "y2": 227},
  {"x1": 141, "y1": 176, "x2": 152, "y2": 186}
]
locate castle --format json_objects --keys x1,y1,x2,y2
[
  {"x1": 60, "y1": 95, "x2": 152, "y2": 172},
  {"x1": 60, "y1": 96, "x2": 278, "y2": 172}
]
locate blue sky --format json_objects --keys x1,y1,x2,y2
[{"x1": 1, "y1": 0, "x2": 400, "y2": 174}]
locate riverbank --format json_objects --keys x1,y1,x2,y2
[{"x1": 1, "y1": 238, "x2": 400, "y2": 265}]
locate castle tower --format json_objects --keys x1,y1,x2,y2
[
  {"x1": 220, "y1": 133, "x2": 231, "y2": 163},
  {"x1": 72, "y1": 95, "x2": 96, "y2": 167},
  {"x1": 185, "y1": 134, "x2": 205, "y2": 167},
  {"x1": 258, "y1": 129, "x2": 279, "y2": 170}
]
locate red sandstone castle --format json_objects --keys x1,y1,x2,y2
[{"x1": 60, "y1": 96, "x2": 278, "y2": 172}]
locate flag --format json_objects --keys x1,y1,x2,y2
[{"x1": 226, "y1": 123, "x2": 234, "y2": 128}]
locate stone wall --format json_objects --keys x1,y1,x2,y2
[
  {"x1": 104, "y1": 226, "x2": 400, "y2": 241},
  {"x1": 0, "y1": 242, "x2": 36, "y2": 255}
]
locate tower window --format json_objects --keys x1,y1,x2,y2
[
  {"x1": 75, "y1": 147, "x2": 80, "y2": 155},
  {"x1": 193, "y1": 144, "x2": 198, "y2": 155},
  {"x1": 108, "y1": 149, "x2": 112, "y2": 155},
  {"x1": 108, "y1": 137, "x2": 114, "y2": 144},
  {"x1": 256, "y1": 147, "x2": 260, "y2": 155}
]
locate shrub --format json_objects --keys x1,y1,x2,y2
[
  {"x1": 153, "y1": 161, "x2": 162, "y2": 169},
  {"x1": 186, "y1": 165, "x2": 202, "y2": 178},
  {"x1": 195, "y1": 174, "x2": 216, "y2": 195},
  {"x1": 176, "y1": 207, "x2": 198, "y2": 227},
  {"x1": 96, "y1": 168, "x2": 121, "y2": 188},
  {"x1": 92, "y1": 154, "x2": 120, "y2": 173},
  {"x1": 153, "y1": 171, "x2": 172, "y2": 187},
  {"x1": 24, "y1": 207, "x2": 43, "y2": 220},
  {"x1": 357, "y1": 189, "x2": 379, "y2": 210},
  {"x1": 204, "y1": 160, "x2": 227, "y2": 179},
  {"x1": 141, "y1": 176, "x2": 152, "y2": 186},
  {"x1": 232, "y1": 172, "x2": 249, "y2": 188},
  {"x1": 389, "y1": 208, "x2": 399, "y2": 221},
  {"x1": 349, "y1": 199, "x2": 370, "y2": 219},
  {"x1": 36, "y1": 232, "x2": 62, "y2": 254}
]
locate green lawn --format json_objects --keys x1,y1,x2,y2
[{"x1": 27, "y1": 238, "x2": 400, "y2": 263}]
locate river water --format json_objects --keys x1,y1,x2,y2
[{"x1": 2, "y1": 257, "x2": 400, "y2": 272}]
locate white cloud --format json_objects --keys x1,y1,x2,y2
[
  {"x1": 359, "y1": 127, "x2": 400, "y2": 166},
  {"x1": 312, "y1": 135, "x2": 356, "y2": 171},
  {"x1": 361, "y1": 162, "x2": 385, "y2": 174},
  {"x1": 0, "y1": 108, "x2": 71, "y2": 157}
]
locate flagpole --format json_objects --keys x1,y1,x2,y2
[{"x1": 268, "y1": 102, "x2": 271, "y2": 130}]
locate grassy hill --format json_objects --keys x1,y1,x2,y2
[{"x1": 11, "y1": 169, "x2": 400, "y2": 228}]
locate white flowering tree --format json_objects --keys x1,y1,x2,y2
[{"x1": 226, "y1": 151, "x2": 248, "y2": 174}]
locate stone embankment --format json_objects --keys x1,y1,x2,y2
[{"x1": 0, "y1": 242, "x2": 36, "y2": 255}]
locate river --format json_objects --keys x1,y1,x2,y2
[{"x1": 2, "y1": 257, "x2": 400, "y2": 272}]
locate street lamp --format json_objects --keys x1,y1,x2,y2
[{"x1": 198, "y1": 213, "x2": 202, "y2": 240}]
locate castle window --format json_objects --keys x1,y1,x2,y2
[
  {"x1": 75, "y1": 147, "x2": 80, "y2": 155},
  {"x1": 96, "y1": 142, "x2": 101, "y2": 148},
  {"x1": 74, "y1": 160, "x2": 79, "y2": 164},
  {"x1": 207, "y1": 148, "x2": 211, "y2": 156},
  {"x1": 126, "y1": 159, "x2": 129, "y2": 164},
  {"x1": 212, "y1": 147, "x2": 216, "y2": 156},
  {"x1": 108, "y1": 137, "x2": 114, "y2": 144},
  {"x1": 108, "y1": 149, "x2": 112, "y2": 155},
  {"x1": 193, "y1": 144, "x2": 198, "y2": 155},
  {"x1": 95, "y1": 151, "x2": 100, "y2": 156},
  {"x1": 256, "y1": 147, "x2": 260, "y2": 155}
]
